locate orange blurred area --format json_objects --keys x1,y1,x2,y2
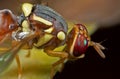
[
  {"x1": 0, "y1": 0, "x2": 119, "y2": 26},
  {"x1": 47, "y1": 0, "x2": 120, "y2": 26}
]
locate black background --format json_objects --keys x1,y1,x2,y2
[{"x1": 54, "y1": 23, "x2": 120, "y2": 79}]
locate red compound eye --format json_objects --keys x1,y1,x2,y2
[{"x1": 73, "y1": 34, "x2": 88, "y2": 57}]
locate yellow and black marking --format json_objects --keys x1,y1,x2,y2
[
  {"x1": 44, "y1": 27, "x2": 54, "y2": 33},
  {"x1": 57, "y1": 31, "x2": 65, "y2": 41},
  {"x1": 34, "y1": 33, "x2": 53, "y2": 47},
  {"x1": 32, "y1": 3, "x2": 68, "y2": 33},
  {"x1": 22, "y1": 3, "x2": 33, "y2": 17},
  {"x1": 32, "y1": 14, "x2": 52, "y2": 26},
  {"x1": 22, "y1": 20, "x2": 30, "y2": 32}
]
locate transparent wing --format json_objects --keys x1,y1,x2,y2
[
  {"x1": 0, "y1": 40, "x2": 24, "y2": 73},
  {"x1": 0, "y1": 51, "x2": 14, "y2": 73},
  {"x1": 0, "y1": 34, "x2": 12, "y2": 54},
  {"x1": 0, "y1": 34, "x2": 21, "y2": 73},
  {"x1": 0, "y1": 34, "x2": 37, "y2": 73}
]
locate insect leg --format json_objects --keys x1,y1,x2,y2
[
  {"x1": 58, "y1": 63, "x2": 64, "y2": 73},
  {"x1": 25, "y1": 50, "x2": 31, "y2": 57},
  {"x1": 15, "y1": 54, "x2": 22, "y2": 79},
  {"x1": 25, "y1": 41, "x2": 34, "y2": 58},
  {"x1": 44, "y1": 49, "x2": 68, "y2": 79}
]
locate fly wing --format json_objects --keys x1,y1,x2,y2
[
  {"x1": 0, "y1": 34, "x2": 12, "y2": 54},
  {"x1": 0, "y1": 34, "x2": 37, "y2": 73},
  {"x1": 0, "y1": 40, "x2": 24, "y2": 73},
  {"x1": 0, "y1": 50, "x2": 14, "y2": 73}
]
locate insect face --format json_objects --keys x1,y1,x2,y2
[
  {"x1": 67, "y1": 24, "x2": 90, "y2": 58},
  {"x1": 74, "y1": 24, "x2": 89, "y2": 57},
  {"x1": 73, "y1": 30, "x2": 88, "y2": 57}
]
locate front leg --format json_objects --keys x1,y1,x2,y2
[
  {"x1": 44, "y1": 49, "x2": 68, "y2": 79},
  {"x1": 15, "y1": 54, "x2": 22, "y2": 79}
]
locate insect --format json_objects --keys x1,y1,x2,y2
[{"x1": 0, "y1": 3, "x2": 105, "y2": 79}]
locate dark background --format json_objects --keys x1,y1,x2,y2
[{"x1": 54, "y1": 23, "x2": 120, "y2": 79}]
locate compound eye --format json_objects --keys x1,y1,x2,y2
[{"x1": 73, "y1": 34, "x2": 88, "y2": 57}]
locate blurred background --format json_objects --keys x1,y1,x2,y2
[
  {"x1": 0, "y1": 0, "x2": 120, "y2": 26},
  {"x1": 0, "y1": 0, "x2": 120, "y2": 79}
]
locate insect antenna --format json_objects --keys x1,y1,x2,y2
[{"x1": 89, "y1": 41, "x2": 106, "y2": 58}]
